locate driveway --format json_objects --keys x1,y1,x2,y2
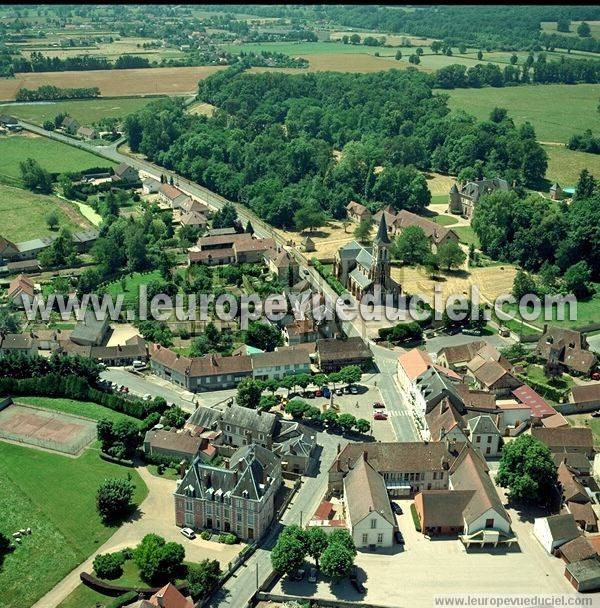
[{"x1": 33, "y1": 466, "x2": 241, "y2": 608}]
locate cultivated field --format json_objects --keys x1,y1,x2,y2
[
  {"x1": 441, "y1": 84, "x2": 600, "y2": 143},
  {"x1": 0, "y1": 96, "x2": 157, "y2": 126},
  {"x1": 250, "y1": 53, "x2": 418, "y2": 75},
  {"x1": 0, "y1": 183, "x2": 92, "y2": 241},
  {"x1": 543, "y1": 145, "x2": 600, "y2": 185},
  {"x1": 0, "y1": 66, "x2": 226, "y2": 100},
  {"x1": 0, "y1": 441, "x2": 147, "y2": 608},
  {"x1": 0, "y1": 133, "x2": 115, "y2": 183}
]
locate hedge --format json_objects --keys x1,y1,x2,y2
[
  {"x1": 311, "y1": 258, "x2": 346, "y2": 296},
  {"x1": 515, "y1": 374, "x2": 565, "y2": 402},
  {"x1": 410, "y1": 503, "x2": 421, "y2": 532},
  {"x1": 0, "y1": 375, "x2": 167, "y2": 420},
  {"x1": 107, "y1": 591, "x2": 138, "y2": 608}
]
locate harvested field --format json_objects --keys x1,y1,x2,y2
[
  {"x1": 392, "y1": 264, "x2": 517, "y2": 311},
  {"x1": 250, "y1": 52, "x2": 427, "y2": 74},
  {"x1": 0, "y1": 66, "x2": 226, "y2": 101},
  {"x1": 0, "y1": 403, "x2": 96, "y2": 455},
  {"x1": 275, "y1": 219, "x2": 361, "y2": 260}
]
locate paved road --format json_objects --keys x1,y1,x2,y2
[{"x1": 208, "y1": 431, "x2": 343, "y2": 608}]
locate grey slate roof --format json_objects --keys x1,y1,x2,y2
[
  {"x1": 177, "y1": 443, "x2": 280, "y2": 502},
  {"x1": 221, "y1": 403, "x2": 277, "y2": 435},
  {"x1": 349, "y1": 267, "x2": 372, "y2": 289},
  {"x1": 415, "y1": 366, "x2": 465, "y2": 413},
  {"x1": 467, "y1": 415, "x2": 500, "y2": 436},
  {"x1": 545, "y1": 513, "x2": 581, "y2": 541},
  {"x1": 186, "y1": 406, "x2": 223, "y2": 430},
  {"x1": 71, "y1": 310, "x2": 108, "y2": 344}
]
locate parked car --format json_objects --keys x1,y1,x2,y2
[
  {"x1": 308, "y1": 567, "x2": 317, "y2": 583},
  {"x1": 592, "y1": 411, "x2": 600, "y2": 418},
  {"x1": 395, "y1": 531, "x2": 404, "y2": 545},
  {"x1": 372, "y1": 401, "x2": 385, "y2": 409},
  {"x1": 462, "y1": 327, "x2": 482, "y2": 336},
  {"x1": 132, "y1": 359, "x2": 145, "y2": 369},
  {"x1": 315, "y1": 389, "x2": 323, "y2": 397},
  {"x1": 291, "y1": 569, "x2": 305, "y2": 581},
  {"x1": 180, "y1": 527, "x2": 196, "y2": 540},
  {"x1": 349, "y1": 385, "x2": 359, "y2": 394},
  {"x1": 592, "y1": 371, "x2": 600, "y2": 381},
  {"x1": 373, "y1": 411, "x2": 388, "y2": 420},
  {"x1": 322, "y1": 387, "x2": 331, "y2": 398},
  {"x1": 391, "y1": 502, "x2": 403, "y2": 515},
  {"x1": 335, "y1": 388, "x2": 343, "y2": 396},
  {"x1": 305, "y1": 391, "x2": 315, "y2": 399},
  {"x1": 350, "y1": 572, "x2": 366, "y2": 594},
  {"x1": 143, "y1": 394, "x2": 152, "y2": 401}
]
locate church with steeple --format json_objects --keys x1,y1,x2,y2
[{"x1": 332, "y1": 213, "x2": 401, "y2": 305}]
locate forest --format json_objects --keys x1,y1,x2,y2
[
  {"x1": 202, "y1": 5, "x2": 600, "y2": 50},
  {"x1": 124, "y1": 68, "x2": 548, "y2": 230}
]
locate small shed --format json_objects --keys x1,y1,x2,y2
[
  {"x1": 550, "y1": 182, "x2": 563, "y2": 201},
  {"x1": 302, "y1": 236, "x2": 316, "y2": 253}
]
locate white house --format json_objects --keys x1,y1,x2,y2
[
  {"x1": 533, "y1": 513, "x2": 581, "y2": 554},
  {"x1": 467, "y1": 415, "x2": 502, "y2": 458},
  {"x1": 343, "y1": 454, "x2": 395, "y2": 549},
  {"x1": 142, "y1": 178, "x2": 161, "y2": 194}
]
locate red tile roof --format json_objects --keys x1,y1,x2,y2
[{"x1": 512, "y1": 384, "x2": 555, "y2": 418}]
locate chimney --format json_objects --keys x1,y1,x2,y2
[
  {"x1": 233, "y1": 469, "x2": 238, "y2": 484},
  {"x1": 203, "y1": 472, "x2": 211, "y2": 487}
]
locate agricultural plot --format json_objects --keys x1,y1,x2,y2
[
  {"x1": 0, "y1": 96, "x2": 156, "y2": 126},
  {"x1": 0, "y1": 134, "x2": 115, "y2": 183},
  {"x1": 0, "y1": 184, "x2": 92, "y2": 241},
  {"x1": 543, "y1": 145, "x2": 600, "y2": 185},
  {"x1": 0, "y1": 442, "x2": 147, "y2": 608},
  {"x1": 441, "y1": 84, "x2": 600, "y2": 143},
  {"x1": 0, "y1": 66, "x2": 226, "y2": 101},
  {"x1": 541, "y1": 20, "x2": 600, "y2": 39}
]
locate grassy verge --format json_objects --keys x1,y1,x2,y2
[
  {"x1": 0, "y1": 442, "x2": 147, "y2": 608},
  {"x1": 453, "y1": 225, "x2": 480, "y2": 248}
]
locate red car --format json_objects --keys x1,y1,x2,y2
[
  {"x1": 592, "y1": 371, "x2": 600, "y2": 381},
  {"x1": 315, "y1": 390, "x2": 323, "y2": 397},
  {"x1": 373, "y1": 411, "x2": 388, "y2": 420},
  {"x1": 372, "y1": 402, "x2": 385, "y2": 409}
]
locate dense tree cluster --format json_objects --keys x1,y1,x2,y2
[
  {"x1": 568, "y1": 129, "x2": 600, "y2": 154},
  {"x1": 15, "y1": 85, "x2": 100, "y2": 101},
  {"x1": 124, "y1": 70, "x2": 547, "y2": 229},
  {"x1": 472, "y1": 171, "x2": 600, "y2": 280}
]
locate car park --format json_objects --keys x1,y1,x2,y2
[{"x1": 180, "y1": 527, "x2": 196, "y2": 540}]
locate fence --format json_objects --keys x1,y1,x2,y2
[{"x1": 0, "y1": 403, "x2": 96, "y2": 455}]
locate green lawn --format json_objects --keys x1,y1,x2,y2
[
  {"x1": 453, "y1": 225, "x2": 480, "y2": 248},
  {"x1": 0, "y1": 442, "x2": 148, "y2": 608},
  {"x1": 0, "y1": 133, "x2": 115, "y2": 185},
  {"x1": 14, "y1": 396, "x2": 139, "y2": 425},
  {"x1": 219, "y1": 40, "x2": 399, "y2": 56},
  {"x1": 147, "y1": 464, "x2": 182, "y2": 481},
  {"x1": 0, "y1": 183, "x2": 92, "y2": 241},
  {"x1": 57, "y1": 583, "x2": 113, "y2": 608},
  {"x1": 104, "y1": 270, "x2": 163, "y2": 307},
  {"x1": 0, "y1": 96, "x2": 156, "y2": 127},
  {"x1": 432, "y1": 214, "x2": 458, "y2": 226},
  {"x1": 543, "y1": 145, "x2": 600, "y2": 186},
  {"x1": 500, "y1": 288, "x2": 600, "y2": 330},
  {"x1": 441, "y1": 84, "x2": 600, "y2": 143}
]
